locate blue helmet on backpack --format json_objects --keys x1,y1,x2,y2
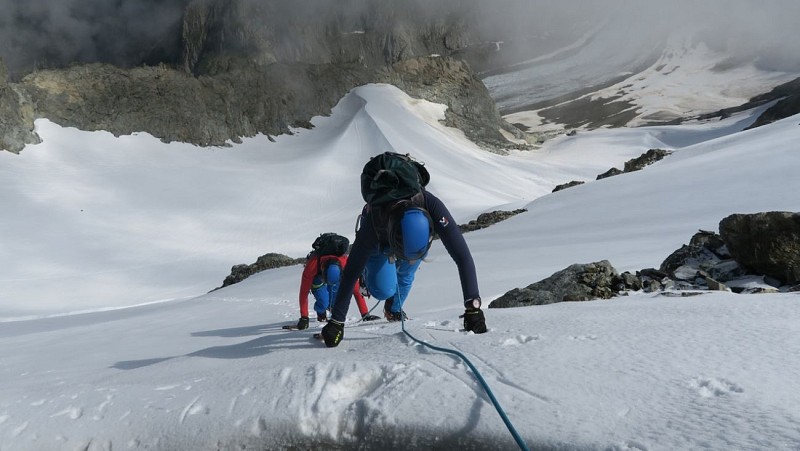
[{"x1": 389, "y1": 207, "x2": 433, "y2": 261}]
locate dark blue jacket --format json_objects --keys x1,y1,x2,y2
[{"x1": 330, "y1": 190, "x2": 480, "y2": 322}]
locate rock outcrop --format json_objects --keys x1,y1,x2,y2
[
  {"x1": 215, "y1": 253, "x2": 305, "y2": 291},
  {"x1": 0, "y1": 58, "x2": 40, "y2": 153},
  {"x1": 458, "y1": 209, "x2": 527, "y2": 233},
  {"x1": 552, "y1": 180, "x2": 584, "y2": 193},
  {"x1": 553, "y1": 148, "x2": 672, "y2": 192},
  {"x1": 489, "y1": 260, "x2": 624, "y2": 308},
  {"x1": 597, "y1": 148, "x2": 671, "y2": 180},
  {"x1": 719, "y1": 212, "x2": 800, "y2": 285},
  {"x1": 8, "y1": 55, "x2": 518, "y2": 153},
  {"x1": 490, "y1": 212, "x2": 800, "y2": 309}
]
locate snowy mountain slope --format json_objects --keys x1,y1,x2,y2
[
  {"x1": 483, "y1": 17, "x2": 664, "y2": 115},
  {"x1": 498, "y1": 29, "x2": 798, "y2": 134},
  {"x1": 2, "y1": 76, "x2": 800, "y2": 450}
]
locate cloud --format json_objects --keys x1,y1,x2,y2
[
  {"x1": 0, "y1": 0, "x2": 188, "y2": 79},
  {"x1": 1, "y1": 0, "x2": 797, "y2": 79}
]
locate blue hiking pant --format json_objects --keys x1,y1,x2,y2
[
  {"x1": 363, "y1": 248, "x2": 423, "y2": 313},
  {"x1": 311, "y1": 262, "x2": 341, "y2": 316}
]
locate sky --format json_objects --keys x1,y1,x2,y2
[{"x1": 2, "y1": 61, "x2": 800, "y2": 450}]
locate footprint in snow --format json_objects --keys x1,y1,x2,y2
[
  {"x1": 51, "y1": 406, "x2": 83, "y2": 420},
  {"x1": 691, "y1": 377, "x2": 744, "y2": 398},
  {"x1": 619, "y1": 439, "x2": 649, "y2": 450},
  {"x1": 500, "y1": 334, "x2": 541, "y2": 346},
  {"x1": 568, "y1": 334, "x2": 598, "y2": 341}
]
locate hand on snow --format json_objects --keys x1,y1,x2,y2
[
  {"x1": 320, "y1": 320, "x2": 344, "y2": 347},
  {"x1": 461, "y1": 308, "x2": 487, "y2": 334},
  {"x1": 296, "y1": 317, "x2": 309, "y2": 330}
]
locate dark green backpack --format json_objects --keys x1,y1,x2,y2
[
  {"x1": 311, "y1": 233, "x2": 350, "y2": 256},
  {"x1": 360, "y1": 152, "x2": 430, "y2": 206}
]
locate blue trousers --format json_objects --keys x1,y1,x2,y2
[
  {"x1": 311, "y1": 262, "x2": 341, "y2": 316},
  {"x1": 363, "y1": 248, "x2": 423, "y2": 313}
]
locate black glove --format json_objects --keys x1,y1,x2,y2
[
  {"x1": 317, "y1": 311, "x2": 328, "y2": 322},
  {"x1": 461, "y1": 308, "x2": 487, "y2": 334},
  {"x1": 361, "y1": 313, "x2": 380, "y2": 322},
  {"x1": 296, "y1": 316, "x2": 309, "y2": 330},
  {"x1": 320, "y1": 320, "x2": 344, "y2": 348}
]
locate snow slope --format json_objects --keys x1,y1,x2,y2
[{"x1": 0, "y1": 86, "x2": 545, "y2": 315}]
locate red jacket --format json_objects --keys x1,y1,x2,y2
[{"x1": 299, "y1": 254, "x2": 369, "y2": 318}]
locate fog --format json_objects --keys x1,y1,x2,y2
[
  {"x1": 0, "y1": 0, "x2": 188, "y2": 78},
  {"x1": 1, "y1": 0, "x2": 798, "y2": 79}
]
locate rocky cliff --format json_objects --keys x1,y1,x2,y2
[
  {"x1": 0, "y1": 59, "x2": 40, "y2": 152},
  {"x1": 1, "y1": 0, "x2": 525, "y2": 154}
]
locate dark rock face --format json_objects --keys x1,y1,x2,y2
[
  {"x1": 8, "y1": 55, "x2": 516, "y2": 153},
  {"x1": 216, "y1": 253, "x2": 304, "y2": 290},
  {"x1": 489, "y1": 260, "x2": 620, "y2": 308},
  {"x1": 378, "y1": 57, "x2": 523, "y2": 151},
  {"x1": 0, "y1": 58, "x2": 40, "y2": 153},
  {"x1": 181, "y1": 0, "x2": 476, "y2": 76},
  {"x1": 18, "y1": 62, "x2": 367, "y2": 147},
  {"x1": 1, "y1": 0, "x2": 527, "y2": 154},
  {"x1": 719, "y1": 212, "x2": 800, "y2": 285}
]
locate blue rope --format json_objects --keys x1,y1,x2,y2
[{"x1": 400, "y1": 316, "x2": 530, "y2": 451}]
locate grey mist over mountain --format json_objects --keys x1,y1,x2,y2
[{"x1": 2, "y1": 0, "x2": 798, "y2": 80}]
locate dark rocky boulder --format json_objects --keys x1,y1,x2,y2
[
  {"x1": 719, "y1": 212, "x2": 800, "y2": 285},
  {"x1": 597, "y1": 148, "x2": 671, "y2": 180},
  {"x1": 637, "y1": 268, "x2": 671, "y2": 292},
  {"x1": 458, "y1": 209, "x2": 527, "y2": 233},
  {"x1": 658, "y1": 230, "x2": 749, "y2": 291},
  {"x1": 623, "y1": 148, "x2": 671, "y2": 172},
  {"x1": 552, "y1": 180, "x2": 584, "y2": 193},
  {"x1": 596, "y1": 167, "x2": 624, "y2": 180},
  {"x1": 660, "y1": 230, "x2": 725, "y2": 275},
  {"x1": 215, "y1": 253, "x2": 305, "y2": 290},
  {"x1": 489, "y1": 260, "x2": 622, "y2": 308}
]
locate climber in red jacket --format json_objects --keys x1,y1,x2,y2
[{"x1": 294, "y1": 252, "x2": 379, "y2": 330}]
